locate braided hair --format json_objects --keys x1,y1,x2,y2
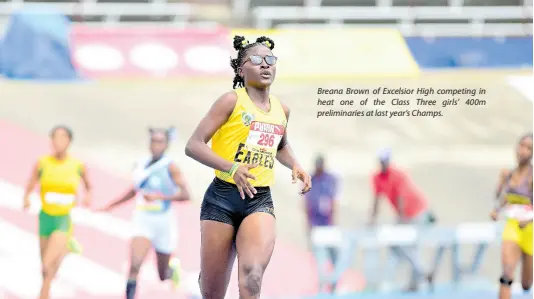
[
  {"x1": 520, "y1": 132, "x2": 533, "y2": 143},
  {"x1": 149, "y1": 126, "x2": 177, "y2": 144},
  {"x1": 230, "y1": 35, "x2": 275, "y2": 89},
  {"x1": 50, "y1": 125, "x2": 73, "y2": 141}
]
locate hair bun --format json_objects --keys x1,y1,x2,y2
[
  {"x1": 233, "y1": 35, "x2": 249, "y2": 51},
  {"x1": 255, "y1": 36, "x2": 275, "y2": 50}
]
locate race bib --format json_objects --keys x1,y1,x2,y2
[
  {"x1": 136, "y1": 195, "x2": 164, "y2": 211},
  {"x1": 44, "y1": 192, "x2": 75, "y2": 206},
  {"x1": 244, "y1": 121, "x2": 284, "y2": 154},
  {"x1": 502, "y1": 204, "x2": 533, "y2": 221}
]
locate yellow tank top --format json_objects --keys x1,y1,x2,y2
[
  {"x1": 212, "y1": 87, "x2": 288, "y2": 187},
  {"x1": 39, "y1": 155, "x2": 84, "y2": 216}
]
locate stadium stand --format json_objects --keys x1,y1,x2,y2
[{"x1": 0, "y1": 0, "x2": 531, "y2": 33}]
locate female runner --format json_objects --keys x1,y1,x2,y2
[
  {"x1": 22, "y1": 125, "x2": 92, "y2": 299},
  {"x1": 100, "y1": 127, "x2": 190, "y2": 299},
  {"x1": 491, "y1": 133, "x2": 533, "y2": 299},
  {"x1": 185, "y1": 35, "x2": 312, "y2": 299}
]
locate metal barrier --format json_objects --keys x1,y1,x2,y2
[
  {"x1": 252, "y1": 6, "x2": 533, "y2": 36},
  {"x1": 310, "y1": 222, "x2": 504, "y2": 292}
]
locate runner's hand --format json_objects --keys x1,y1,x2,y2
[
  {"x1": 143, "y1": 193, "x2": 160, "y2": 202},
  {"x1": 292, "y1": 165, "x2": 312, "y2": 195},
  {"x1": 23, "y1": 196, "x2": 31, "y2": 211},
  {"x1": 233, "y1": 163, "x2": 258, "y2": 199},
  {"x1": 82, "y1": 194, "x2": 92, "y2": 208},
  {"x1": 490, "y1": 209, "x2": 498, "y2": 221},
  {"x1": 96, "y1": 206, "x2": 111, "y2": 212},
  {"x1": 519, "y1": 219, "x2": 532, "y2": 228}
]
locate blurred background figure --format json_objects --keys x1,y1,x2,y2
[
  {"x1": 369, "y1": 148, "x2": 435, "y2": 292},
  {"x1": 305, "y1": 154, "x2": 339, "y2": 292},
  {"x1": 492, "y1": 133, "x2": 533, "y2": 299}
]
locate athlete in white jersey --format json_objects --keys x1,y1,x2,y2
[{"x1": 100, "y1": 127, "x2": 191, "y2": 299}]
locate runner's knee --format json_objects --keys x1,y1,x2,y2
[
  {"x1": 129, "y1": 262, "x2": 142, "y2": 277},
  {"x1": 239, "y1": 264, "x2": 265, "y2": 297},
  {"x1": 157, "y1": 267, "x2": 170, "y2": 281},
  {"x1": 200, "y1": 274, "x2": 227, "y2": 299},
  {"x1": 42, "y1": 266, "x2": 55, "y2": 281},
  {"x1": 522, "y1": 280, "x2": 532, "y2": 292}
]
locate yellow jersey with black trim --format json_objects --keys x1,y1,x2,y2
[
  {"x1": 212, "y1": 87, "x2": 287, "y2": 187},
  {"x1": 38, "y1": 155, "x2": 84, "y2": 216}
]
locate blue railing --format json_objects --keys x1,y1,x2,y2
[{"x1": 311, "y1": 222, "x2": 504, "y2": 293}]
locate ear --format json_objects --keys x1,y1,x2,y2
[{"x1": 238, "y1": 67, "x2": 244, "y2": 78}]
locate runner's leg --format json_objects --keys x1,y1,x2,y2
[{"x1": 39, "y1": 232, "x2": 69, "y2": 299}]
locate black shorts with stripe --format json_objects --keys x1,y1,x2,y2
[{"x1": 200, "y1": 177, "x2": 275, "y2": 229}]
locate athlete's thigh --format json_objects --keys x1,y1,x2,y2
[
  {"x1": 152, "y1": 215, "x2": 177, "y2": 257},
  {"x1": 39, "y1": 237, "x2": 49, "y2": 262},
  {"x1": 200, "y1": 220, "x2": 236, "y2": 298},
  {"x1": 502, "y1": 240, "x2": 522, "y2": 277},
  {"x1": 235, "y1": 212, "x2": 276, "y2": 296},
  {"x1": 520, "y1": 223, "x2": 533, "y2": 286},
  {"x1": 42, "y1": 231, "x2": 69, "y2": 269},
  {"x1": 520, "y1": 223, "x2": 533, "y2": 256},
  {"x1": 130, "y1": 237, "x2": 152, "y2": 266}
]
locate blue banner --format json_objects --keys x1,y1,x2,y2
[{"x1": 405, "y1": 37, "x2": 533, "y2": 69}]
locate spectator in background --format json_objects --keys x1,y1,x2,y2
[
  {"x1": 368, "y1": 148, "x2": 435, "y2": 292},
  {"x1": 305, "y1": 154, "x2": 339, "y2": 292}
]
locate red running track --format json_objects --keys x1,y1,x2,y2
[{"x1": 0, "y1": 120, "x2": 363, "y2": 299}]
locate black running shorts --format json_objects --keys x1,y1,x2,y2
[{"x1": 200, "y1": 177, "x2": 275, "y2": 228}]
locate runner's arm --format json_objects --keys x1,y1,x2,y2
[
  {"x1": 329, "y1": 176, "x2": 339, "y2": 224},
  {"x1": 185, "y1": 92, "x2": 237, "y2": 172},
  {"x1": 163, "y1": 163, "x2": 191, "y2": 202},
  {"x1": 494, "y1": 169, "x2": 510, "y2": 212},
  {"x1": 369, "y1": 176, "x2": 380, "y2": 224},
  {"x1": 394, "y1": 179, "x2": 406, "y2": 221},
  {"x1": 275, "y1": 103, "x2": 301, "y2": 169},
  {"x1": 23, "y1": 162, "x2": 40, "y2": 199},
  {"x1": 104, "y1": 188, "x2": 137, "y2": 210},
  {"x1": 80, "y1": 163, "x2": 93, "y2": 198}
]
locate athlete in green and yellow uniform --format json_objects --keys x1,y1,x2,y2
[{"x1": 23, "y1": 126, "x2": 92, "y2": 299}]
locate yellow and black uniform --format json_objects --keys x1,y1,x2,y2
[
  {"x1": 501, "y1": 168, "x2": 533, "y2": 256},
  {"x1": 201, "y1": 88, "x2": 287, "y2": 228},
  {"x1": 38, "y1": 155, "x2": 83, "y2": 237}
]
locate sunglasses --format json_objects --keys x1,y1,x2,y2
[
  {"x1": 242, "y1": 55, "x2": 278, "y2": 66},
  {"x1": 151, "y1": 138, "x2": 167, "y2": 144}
]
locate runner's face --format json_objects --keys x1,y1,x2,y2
[
  {"x1": 315, "y1": 159, "x2": 324, "y2": 172},
  {"x1": 240, "y1": 45, "x2": 276, "y2": 88},
  {"x1": 516, "y1": 137, "x2": 533, "y2": 164},
  {"x1": 51, "y1": 129, "x2": 71, "y2": 153},
  {"x1": 150, "y1": 131, "x2": 168, "y2": 156}
]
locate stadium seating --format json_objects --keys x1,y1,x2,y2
[{"x1": 0, "y1": 0, "x2": 531, "y2": 33}]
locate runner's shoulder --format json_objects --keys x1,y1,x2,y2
[
  {"x1": 499, "y1": 168, "x2": 512, "y2": 181},
  {"x1": 210, "y1": 91, "x2": 239, "y2": 118},
  {"x1": 280, "y1": 100, "x2": 290, "y2": 118}
]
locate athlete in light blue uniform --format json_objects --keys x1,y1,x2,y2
[{"x1": 101, "y1": 127, "x2": 191, "y2": 299}]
